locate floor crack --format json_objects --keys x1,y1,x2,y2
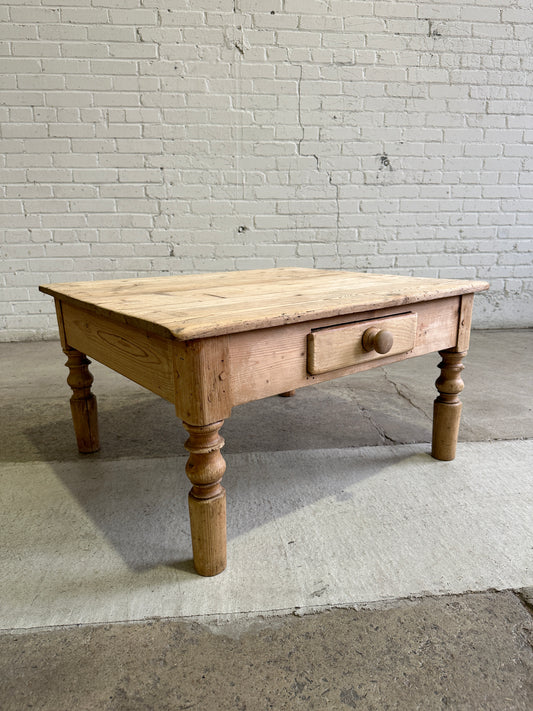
[
  {"x1": 328, "y1": 171, "x2": 340, "y2": 248},
  {"x1": 514, "y1": 589, "x2": 533, "y2": 619},
  {"x1": 297, "y1": 64, "x2": 304, "y2": 155},
  {"x1": 382, "y1": 368, "x2": 432, "y2": 421},
  {"x1": 359, "y1": 406, "x2": 398, "y2": 445}
]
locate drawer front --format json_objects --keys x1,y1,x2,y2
[{"x1": 307, "y1": 312, "x2": 418, "y2": 375}]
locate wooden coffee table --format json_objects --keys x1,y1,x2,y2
[{"x1": 40, "y1": 268, "x2": 489, "y2": 576}]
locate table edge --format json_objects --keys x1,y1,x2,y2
[{"x1": 40, "y1": 280, "x2": 490, "y2": 341}]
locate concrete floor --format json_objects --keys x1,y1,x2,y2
[{"x1": 1, "y1": 330, "x2": 532, "y2": 709}]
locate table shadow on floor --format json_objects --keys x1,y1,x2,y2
[
  {"x1": 21, "y1": 407, "x2": 432, "y2": 573},
  {"x1": 14, "y1": 381, "x2": 431, "y2": 464}
]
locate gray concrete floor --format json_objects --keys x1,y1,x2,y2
[{"x1": 1, "y1": 330, "x2": 532, "y2": 709}]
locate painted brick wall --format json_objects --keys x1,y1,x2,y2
[{"x1": 1, "y1": 0, "x2": 532, "y2": 340}]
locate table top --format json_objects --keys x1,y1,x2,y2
[{"x1": 40, "y1": 268, "x2": 489, "y2": 340}]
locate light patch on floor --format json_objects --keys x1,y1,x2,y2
[{"x1": 1, "y1": 440, "x2": 532, "y2": 629}]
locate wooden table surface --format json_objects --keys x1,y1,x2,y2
[{"x1": 40, "y1": 268, "x2": 489, "y2": 341}]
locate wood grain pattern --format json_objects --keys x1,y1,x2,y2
[
  {"x1": 54, "y1": 299, "x2": 69, "y2": 350},
  {"x1": 456, "y1": 293, "x2": 474, "y2": 352},
  {"x1": 40, "y1": 268, "x2": 489, "y2": 341},
  {"x1": 227, "y1": 297, "x2": 461, "y2": 406},
  {"x1": 61, "y1": 301, "x2": 174, "y2": 402},
  {"x1": 64, "y1": 347, "x2": 100, "y2": 453},
  {"x1": 432, "y1": 350, "x2": 466, "y2": 461},
  {"x1": 173, "y1": 336, "x2": 232, "y2": 425},
  {"x1": 307, "y1": 312, "x2": 417, "y2": 375},
  {"x1": 183, "y1": 421, "x2": 227, "y2": 577}
]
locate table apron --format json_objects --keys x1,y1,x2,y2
[
  {"x1": 57, "y1": 294, "x2": 467, "y2": 422},
  {"x1": 226, "y1": 296, "x2": 463, "y2": 407},
  {"x1": 59, "y1": 300, "x2": 175, "y2": 403}
]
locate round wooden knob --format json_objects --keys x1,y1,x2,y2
[{"x1": 362, "y1": 327, "x2": 394, "y2": 354}]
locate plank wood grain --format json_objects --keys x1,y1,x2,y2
[{"x1": 40, "y1": 269, "x2": 489, "y2": 341}]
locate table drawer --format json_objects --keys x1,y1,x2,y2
[{"x1": 307, "y1": 312, "x2": 418, "y2": 375}]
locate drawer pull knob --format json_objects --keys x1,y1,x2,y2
[{"x1": 362, "y1": 327, "x2": 394, "y2": 354}]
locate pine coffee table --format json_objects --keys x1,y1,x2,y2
[{"x1": 40, "y1": 268, "x2": 489, "y2": 576}]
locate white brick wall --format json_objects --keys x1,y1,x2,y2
[{"x1": 1, "y1": 0, "x2": 532, "y2": 340}]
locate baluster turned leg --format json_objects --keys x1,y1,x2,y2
[
  {"x1": 64, "y1": 347, "x2": 100, "y2": 453},
  {"x1": 431, "y1": 349, "x2": 466, "y2": 461},
  {"x1": 183, "y1": 421, "x2": 227, "y2": 576}
]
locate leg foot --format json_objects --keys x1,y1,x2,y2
[
  {"x1": 431, "y1": 350, "x2": 466, "y2": 461},
  {"x1": 65, "y1": 348, "x2": 99, "y2": 453},
  {"x1": 279, "y1": 390, "x2": 296, "y2": 397},
  {"x1": 183, "y1": 421, "x2": 226, "y2": 576}
]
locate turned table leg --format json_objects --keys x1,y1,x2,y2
[
  {"x1": 64, "y1": 347, "x2": 100, "y2": 453},
  {"x1": 431, "y1": 349, "x2": 466, "y2": 461},
  {"x1": 183, "y1": 421, "x2": 227, "y2": 576}
]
